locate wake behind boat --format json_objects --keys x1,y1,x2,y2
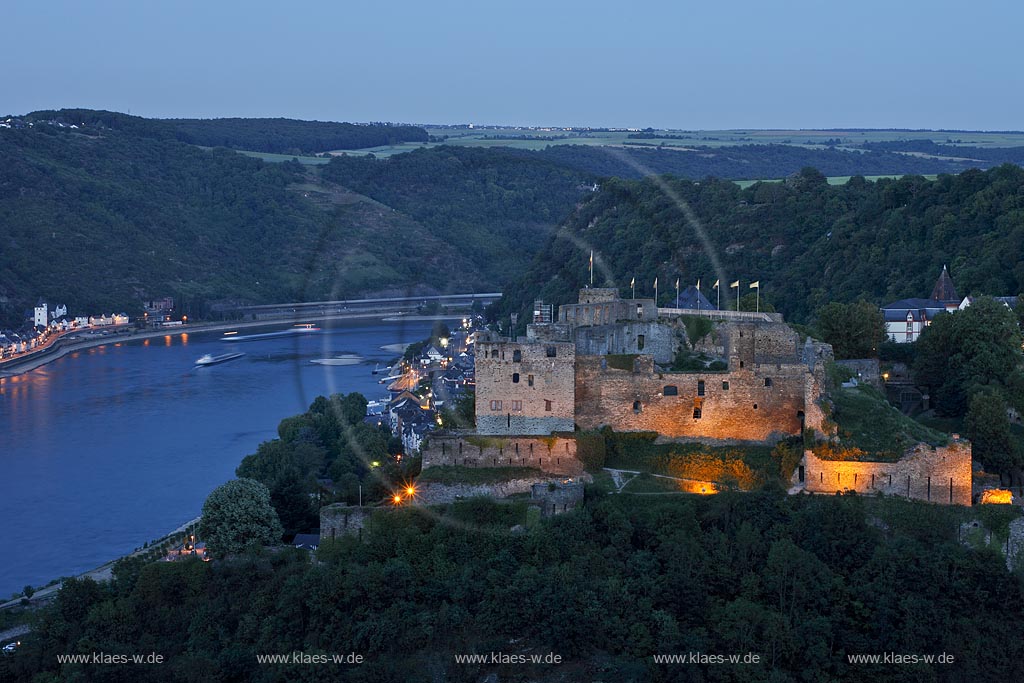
[
  {"x1": 195, "y1": 352, "x2": 246, "y2": 366},
  {"x1": 221, "y1": 324, "x2": 320, "y2": 342},
  {"x1": 310, "y1": 354, "x2": 362, "y2": 366}
]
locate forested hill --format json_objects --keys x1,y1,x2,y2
[
  {"x1": 495, "y1": 165, "x2": 1024, "y2": 326},
  {"x1": 0, "y1": 127, "x2": 589, "y2": 325},
  {"x1": 20, "y1": 109, "x2": 428, "y2": 153},
  {"x1": 530, "y1": 142, "x2": 983, "y2": 180}
]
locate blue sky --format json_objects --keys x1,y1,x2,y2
[{"x1": 2, "y1": 0, "x2": 1021, "y2": 129}]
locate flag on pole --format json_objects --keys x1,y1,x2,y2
[
  {"x1": 696, "y1": 278, "x2": 701, "y2": 290},
  {"x1": 713, "y1": 279, "x2": 719, "y2": 289},
  {"x1": 675, "y1": 278, "x2": 679, "y2": 290},
  {"x1": 630, "y1": 276, "x2": 635, "y2": 288},
  {"x1": 749, "y1": 281, "x2": 760, "y2": 289},
  {"x1": 653, "y1": 277, "x2": 658, "y2": 289},
  {"x1": 589, "y1": 250, "x2": 594, "y2": 285},
  {"x1": 730, "y1": 280, "x2": 739, "y2": 288}
]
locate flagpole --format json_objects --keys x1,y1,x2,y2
[
  {"x1": 717, "y1": 284, "x2": 720, "y2": 311},
  {"x1": 696, "y1": 279, "x2": 701, "y2": 315},
  {"x1": 589, "y1": 250, "x2": 594, "y2": 287},
  {"x1": 654, "y1": 278, "x2": 658, "y2": 307},
  {"x1": 675, "y1": 279, "x2": 679, "y2": 309},
  {"x1": 631, "y1": 277, "x2": 635, "y2": 300},
  {"x1": 737, "y1": 281, "x2": 740, "y2": 311}
]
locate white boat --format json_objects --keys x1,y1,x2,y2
[
  {"x1": 310, "y1": 354, "x2": 362, "y2": 366},
  {"x1": 195, "y1": 352, "x2": 245, "y2": 366}
]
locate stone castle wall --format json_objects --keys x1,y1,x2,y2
[
  {"x1": 475, "y1": 340, "x2": 575, "y2": 435},
  {"x1": 421, "y1": 433, "x2": 583, "y2": 475},
  {"x1": 320, "y1": 504, "x2": 371, "y2": 540},
  {"x1": 801, "y1": 438, "x2": 972, "y2": 505},
  {"x1": 574, "y1": 355, "x2": 810, "y2": 443},
  {"x1": 573, "y1": 320, "x2": 682, "y2": 364}
]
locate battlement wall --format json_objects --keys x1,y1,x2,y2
[
  {"x1": 801, "y1": 438, "x2": 972, "y2": 505},
  {"x1": 420, "y1": 433, "x2": 583, "y2": 476}
]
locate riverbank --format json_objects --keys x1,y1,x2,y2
[
  {"x1": 0, "y1": 310, "x2": 448, "y2": 379},
  {"x1": 0, "y1": 516, "x2": 201, "y2": 612}
]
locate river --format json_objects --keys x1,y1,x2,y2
[{"x1": 0, "y1": 317, "x2": 440, "y2": 598}]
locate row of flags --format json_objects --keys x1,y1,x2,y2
[
  {"x1": 588, "y1": 251, "x2": 763, "y2": 310},
  {"x1": 628, "y1": 277, "x2": 761, "y2": 291}
]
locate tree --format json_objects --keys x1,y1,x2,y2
[
  {"x1": 199, "y1": 478, "x2": 283, "y2": 557},
  {"x1": 915, "y1": 298, "x2": 1024, "y2": 415},
  {"x1": 965, "y1": 390, "x2": 1022, "y2": 483},
  {"x1": 815, "y1": 301, "x2": 887, "y2": 359}
]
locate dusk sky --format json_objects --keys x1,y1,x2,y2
[{"x1": 2, "y1": 0, "x2": 1021, "y2": 129}]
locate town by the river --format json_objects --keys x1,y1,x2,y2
[{"x1": 0, "y1": 317, "x2": 442, "y2": 598}]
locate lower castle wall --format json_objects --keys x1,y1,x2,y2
[
  {"x1": 801, "y1": 439, "x2": 972, "y2": 505},
  {"x1": 320, "y1": 504, "x2": 371, "y2": 540},
  {"x1": 421, "y1": 434, "x2": 583, "y2": 475},
  {"x1": 574, "y1": 356, "x2": 809, "y2": 443}
]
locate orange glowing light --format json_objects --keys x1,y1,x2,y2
[
  {"x1": 405, "y1": 486, "x2": 415, "y2": 497},
  {"x1": 980, "y1": 489, "x2": 1014, "y2": 505},
  {"x1": 392, "y1": 495, "x2": 403, "y2": 505}
]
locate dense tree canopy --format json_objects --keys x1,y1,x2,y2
[
  {"x1": 5, "y1": 492, "x2": 1023, "y2": 682},
  {"x1": 914, "y1": 297, "x2": 1024, "y2": 416},
  {"x1": 495, "y1": 165, "x2": 1024, "y2": 329},
  {"x1": 816, "y1": 301, "x2": 888, "y2": 359},
  {"x1": 199, "y1": 478, "x2": 283, "y2": 557}
]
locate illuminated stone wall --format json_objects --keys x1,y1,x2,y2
[
  {"x1": 574, "y1": 355, "x2": 811, "y2": 443},
  {"x1": 801, "y1": 437, "x2": 972, "y2": 505},
  {"x1": 475, "y1": 340, "x2": 575, "y2": 435},
  {"x1": 420, "y1": 433, "x2": 583, "y2": 475}
]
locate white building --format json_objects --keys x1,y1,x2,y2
[{"x1": 33, "y1": 302, "x2": 48, "y2": 329}]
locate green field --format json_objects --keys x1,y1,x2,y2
[{"x1": 306, "y1": 125, "x2": 1024, "y2": 162}]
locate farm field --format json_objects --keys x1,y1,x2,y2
[{"x1": 316, "y1": 126, "x2": 1024, "y2": 160}]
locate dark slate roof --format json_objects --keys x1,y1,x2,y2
[
  {"x1": 882, "y1": 298, "x2": 942, "y2": 310},
  {"x1": 930, "y1": 265, "x2": 958, "y2": 302},
  {"x1": 676, "y1": 285, "x2": 718, "y2": 310}
]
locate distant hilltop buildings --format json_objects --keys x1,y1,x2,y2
[{"x1": 881, "y1": 265, "x2": 1019, "y2": 343}]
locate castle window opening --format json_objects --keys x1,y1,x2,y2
[
  {"x1": 697, "y1": 380, "x2": 705, "y2": 396},
  {"x1": 544, "y1": 399, "x2": 553, "y2": 412},
  {"x1": 693, "y1": 407, "x2": 702, "y2": 419},
  {"x1": 637, "y1": 334, "x2": 645, "y2": 351},
  {"x1": 512, "y1": 372, "x2": 520, "y2": 384},
  {"x1": 528, "y1": 374, "x2": 534, "y2": 386},
  {"x1": 546, "y1": 346, "x2": 557, "y2": 358},
  {"x1": 663, "y1": 385, "x2": 678, "y2": 396},
  {"x1": 511, "y1": 400, "x2": 522, "y2": 411},
  {"x1": 740, "y1": 361, "x2": 745, "y2": 368},
  {"x1": 693, "y1": 398, "x2": 703, "y2": 419},
  {"x1": 636, "y1": 304, "x2": 643, "y2": 319},
  {"x1": 512, "y1": 350, "x2": 522, "y2": 362},
  {"x1": 490, "y1": 349, "x2": 498, "y2": 358},
  {"x1": 633, "y1": 400, "x2": 642, "y2": 414},
  {"x1": 753, "y1": 403, "x2": 758, "y2": 410},
  {"x1": 489, "y1": 400, "x2": 502, "y2": 411},
  {"x1": 507, "y1": 413, "x2": 511, "y2": 428},
  {"x1": 722, "y1": 380, "x2": 730, "y2": 390},
  {"x1": 764, "y1": 377, "x2": 773, "y2": 387}
]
